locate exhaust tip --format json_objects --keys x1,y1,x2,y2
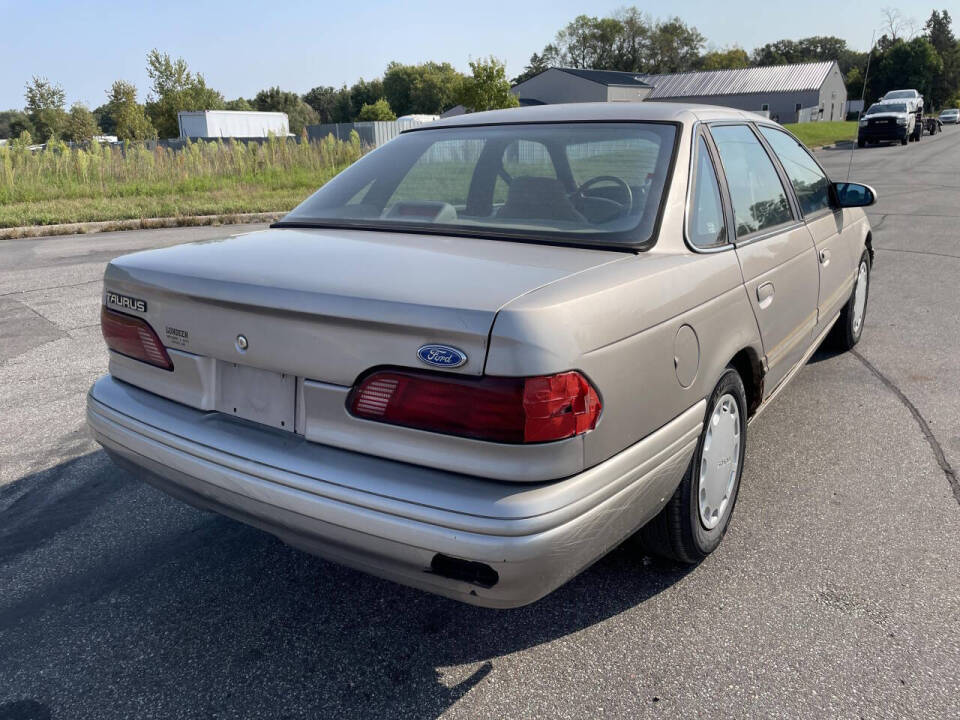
[{"x1": 430, "y1": 554, "x2": 499, "y2": 588}]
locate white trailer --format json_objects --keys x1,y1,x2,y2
[{"x1": 177, "y1": 110, "x2": 290, "y2": 139}]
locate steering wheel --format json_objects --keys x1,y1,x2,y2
[{"x1": 570, "y1": 175, "x2": 633, "y2": 219}]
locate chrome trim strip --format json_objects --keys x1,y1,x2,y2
[{"x1": 733, "y1": 221, "x2": 806, "y2": 249}]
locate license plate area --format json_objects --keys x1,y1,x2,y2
[{"x1": 217, "y1": 362, "x2": 296, "y2": 431}]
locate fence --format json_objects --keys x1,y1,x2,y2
[{"x1": 306, "y1": 118, "x2": 436, "y2": 148}]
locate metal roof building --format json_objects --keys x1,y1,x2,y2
[
  {"x1": 638, "y1": 61, "x2": 847, "y2": 123},
  {"x1": 482, "y1": 62, "x2": 847, "y2": 125}
]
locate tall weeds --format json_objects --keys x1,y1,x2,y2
[{"x1": 0, "y1": 132, "x2": 365, "y2": 206}]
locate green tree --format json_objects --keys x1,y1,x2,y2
[
  {"x1": 144, "y1": 50, "x2": 225, "y2": 137},
  {"x1": 868, "y1": 37, "x2": 943, "y2": 103},
  {"x1": 641, "y1": 17, "x2": 705, "y2": 72},
  {"x1": 64, "y1": 103, "x2": 100, "y2": 142},
  {"x1": 224, "y1": 97, "x2": 253, "y2": 110},
  {"x1": 750, "y1": 36, "x2": 867, "y2": 75},
  {"x1": 456, "y1": 56, "x2": 520, "y2": 113},
  {"x1": 699, "y1": 47, "x2": 750, "y2": 70},
  {"x1": 350, "y1": 78, "x2": 386, "y2": 112},
  {"x1": 526, "y1": 9, "x2": 704, "y2": 73},
  {"x1": 552, "y1": 15, "x2": 624, "y2": 69},
  {"x1": 845, "y1": 67, "x2": 865, "y2": 100},
  {"x1": 356, "y1": 98, "x2": 396, "y2": 121},
  {"x1": 92, "y1": 104, "x2": 115, "y2": 135},
  {"x1": 305, "y1": 85, "x2": 357, "y2": 122},
  {"x1": 925, "y1": 10, "x2": 960, "y2": 108},
  {"x1": 332, "y1": 87, "x2": 355, "y2": 122},
  {"x1": 383, "y1": 61, "x2": 464, "y2": 116},
  {"x1": 252, "y1": 86, "x2": 318, "y2": 133},
  {"x1": 0, "y1": 110, "x2": 34, "y2": 140},
  {"x1": 303, "y1": 85, "x2": 339, "y2": 122},
  {"x1": 511, "y1": 52, "x2": 551, "y2": 85},
  {"x1": 107, "y1": 81, "x2": 156, "y2": 141},
  {"x1": 24, "y1": 76, "x2": 67, "y2": 142}
]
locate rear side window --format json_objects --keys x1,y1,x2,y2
[
  {"x1": 758, "y1": 126, "x2": 831, "y2": 216},
  {"x1": 710, "y1": 124, "x2": 792, "y2": 238},
  {"x1": 688, "y1": 136, "x2": 727, "y2": 248}
]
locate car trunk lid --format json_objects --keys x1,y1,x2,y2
[{"x1": 103, "y1": 227, "x2": 627, "y2": 387}]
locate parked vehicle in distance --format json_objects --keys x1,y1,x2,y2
[
  {"x1": 881, "y1": 89, "x2": 924, "y2": 114},
  {"x1": 87, "y1": 103, "x2": 876, "y2": 608},
  {"x1": 939, "y1": 108, "x2": 959, "y2": 124},
  {"x1": 858, "y1": 101, "x2": 917, "y2": 146}
]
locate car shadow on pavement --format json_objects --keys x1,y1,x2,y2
[
  {"x1": 0, "y1": 451, "x2": 691, "y2": 720},
  {"x1": 807, "y1": 341, "x2": 846, "y2": 365}
]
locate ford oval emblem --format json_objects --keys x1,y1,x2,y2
[{"x1": 417, "y1": 344, "x2": 467, "y2": 368}]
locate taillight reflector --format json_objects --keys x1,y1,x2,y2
[
  {"x1": 100, "y1": 306, "x2": 173, "y2": 371},
  {"x1": 348, "y1": 369, "x2": 601, "y2": 444}
]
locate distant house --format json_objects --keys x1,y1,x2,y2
[
  {"x1": 513, "y1": 68, "x2": 654, "y2": 105},
  {"x1": 177, "y1": 110, "x2": 290, "y2": 139},
  {"x1": 440, "y1": 68, "x2": 653, "y2": 118},
  {"x1": 637, "y1": 61, "x2": 848, "y2": 124}
]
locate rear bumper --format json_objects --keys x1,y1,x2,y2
[{"x1": 87, "y1": 375, "x2": 701, "y2": 608}]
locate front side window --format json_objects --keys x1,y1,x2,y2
[
  {"x1": 709, "y1": 124, "x2": 792, "y2": 238},
  {"x1": 758, "y1": 126, "x2": 831, "y2": 216},
  {"x1": 688, "y1": 136, "x2": 727, "y2": 248},
  {"x1": 280, "y1": 122, "x2": 678, "y2": 248}
]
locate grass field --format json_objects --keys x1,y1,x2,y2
[
  {"x1": 0, "y1": 134, "x2": 363, "y2": 228},
  {"x1": 782, "y1": 121, "x2": 858, "y2": 148}
]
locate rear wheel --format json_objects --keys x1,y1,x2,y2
[
  {"x1": 830, "y1": 250, "x2": 870, "y2": 351},
  {"x1": 640, "y1": 369, "x2": 747, "y2": 563}
]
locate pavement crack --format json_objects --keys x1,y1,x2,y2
[
  {"x1": 851, "y1": 349, "x2": 960, "y2": 506},
  {"x1": 874, "y1": 247, "x2": 960, "y2": 260}
]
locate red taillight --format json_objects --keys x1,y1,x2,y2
[
  {"x1": 100, "y1": 306, "x2": 173, "y2": 371},
  {"x1": 348, "y1": 369, "x2": 601, "y2": 444}
]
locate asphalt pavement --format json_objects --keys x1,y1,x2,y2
[{"x1": 1, "y1": 131, "x2": 959, "y2": 719}]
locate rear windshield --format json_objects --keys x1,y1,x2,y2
[
  {"x1": 867, "y1": 103, "x2": 908, "y2": 114},
  {"x1": 885, "y1": 90, "x2": 916, "y2": 99},
  {"x1": 278, "y1": 122, "x2": 678, "y2": 248}
]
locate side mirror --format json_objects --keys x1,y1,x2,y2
[{"x1": 833, "y1": 182, "x2": 877, "y2": 208}]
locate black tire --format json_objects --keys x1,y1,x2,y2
[
  {"x1": 900, "y1": 137, "x2": 908, "y2": 145},
  {"x1": 857, "y1": 138, "x2": 865, "y2": 148},
  {"x1": 639, "y1": 369, "x2": 748, "y2": 564},
  {"x1": 830, "y1": 249, "x2": 871, "y2": 351}
]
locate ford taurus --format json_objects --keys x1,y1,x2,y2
[{"x1": 87, "y1": 103, "x2": 876, "y2": 607}]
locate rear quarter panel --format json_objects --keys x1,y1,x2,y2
[{"x1": 486, "y1": 249, "x2": 762, "y2": 468}]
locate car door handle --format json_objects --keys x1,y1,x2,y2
[
  {"x1": 819, "y1": 249, "x2": 831, "y2": 266},
  {"x1": 757, "y1": 282, "x2": 775, "y2": 309}
]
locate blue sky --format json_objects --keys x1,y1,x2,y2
[{"x1": 0, "y1": 1, "x2": 955, "y2": 110}]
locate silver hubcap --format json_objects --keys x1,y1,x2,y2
[
  {"x1": 698, "y1": 393, "x2": 741, "y2": 530},
  {"x1": 852, "y1": 261, "x2": 868, "y2": 335}
]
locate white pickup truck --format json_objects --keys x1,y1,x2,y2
[{"x1": 881, "y1": 89, "x2": 924, "y2": 114}]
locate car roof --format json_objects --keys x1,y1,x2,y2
[{"x1": 416, "y1": 102, "x2": 771, "y2": 131}]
